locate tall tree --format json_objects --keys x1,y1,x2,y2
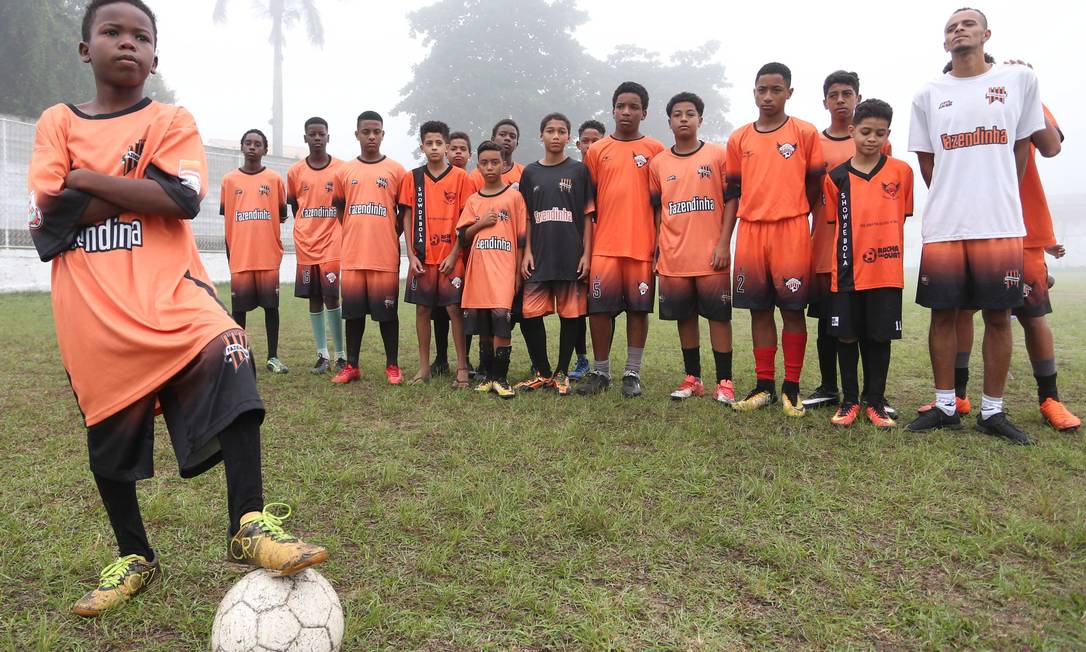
[
  {"x1": 0, "y1": 0, "x2": 174, "y2": 120},
  {"x1": 393, "y1": 0, "x2": 730, "y2": 163},
  {"x1": 213, "y1": 0, "x2": 324, "y2": 157}
]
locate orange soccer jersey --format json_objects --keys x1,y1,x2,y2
[
  {"x1": 27, "y1": 99, "x2": 237, "y2": 427},
  {"x1": 648, "y1": 142, "x2": 728, "y2": 277},
  {"x1": 456, "y1": 186, "x2": 528, "y2": 310},
  {"x1": 398, "y1": 164, "x2": 473, "y2": 265},
  {"x1": 1020, "y1": 105, "x2": 1059, "y2": 249},
  {"x1": 725, "y1": 117, "x2": 825, "y2": 222},
  {"x1": 221, "y1": 167, "x2": 286, "y2": 274},
  {"x1": 823, "y1": 155, "x2": 914, "y2": 292},
  {"x1": 812, "y1": 133, "x2": 892, "y2": 273},
  {"x1": 585, "y1": 135, "x2": 666, "y2": 261},
  {"x1": 468, "y1": 162, "x2": 524, "y2": 193},
  {"x1": 288, "y1": 157, "x2": 342, "y2": 265},
  {"x1": 334, "y1": 156, "x2": 406, "y2": 272}
]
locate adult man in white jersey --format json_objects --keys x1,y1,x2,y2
[{"x1": 905, "y1": 7, "x2": 1045, "y2": 444}]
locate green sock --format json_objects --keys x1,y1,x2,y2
[
  {"x1": 326, "y1": 307, "x2": 345, "y2": 359},
  {"x1": 309, "y1": 311, "x2": 327, "y2": 358}
]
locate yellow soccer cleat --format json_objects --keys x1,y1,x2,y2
[
  {"x1": 73, "y1": 554, "x2": 160, "y2": 617},
  {"x1": 474, "y1": 379, "x2": 495, "y2": 393},
  {"x1": 732, "y1": 388, "x2": 777, "y2": 412},
  {"x1": 228, "y1": 504, "x2": 328, "y2": 577},
  {"x1": 782, "y1": 392, "x2": 807, "y2": 417},
  {"x1": 491, "y1": 380, "x2": 517, "y2": 400}
]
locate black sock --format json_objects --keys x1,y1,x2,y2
[
  {"x1": 432, "y1": 310, "x2": 449, "y2": 364},
  {"x1": 379, "y1": 319, "x2": 399, "y2": 367},
  {"x1": 954, "y1": 365, "x2": 969, "y2": 399},
  {"x1": 781, "y1": 380, "x2": 800, "y2": 404},
  {"x1": 465, "y1": 334, "x2": 475, "y2": 367},
  {"x1": 345, "y1": 318, "x2": 365, "y2": 367},
  {"x1": 756, "y1": 378, "x2": 775, "y2": 394},
  {"x1": 232, "y1": 311, "x2": 246, "y2": 330},
  {"x1": 94, "y1": 473, "x2": 154, "y2": 560},
  {"x1": 575, "y1": 317, "x2": 587, "y2": 356},
  {"x1": 816, "y1": 319, "x2": 838, "y2": 391},
  {"x1": 478, "y1": 338, "x2": 494, "y2": 380},
  {"x1": 861, "y1": 338, "x2": 891, "y2": 405},
  {"x1": 494, "y1": 345, "x2": 512, "y2": 382},
  {"x1": 714, "y1": 350, "x2": 732, "y2": 383},
  {"x1": 218, "y1": 411, "x2": 265, "y2": 536},
  {"x1": 681, "y1": 346, "x2": 701, "y2": 378},
  {"x1": 264, "y1": 308, "x2": 280, "y2": 359},
  {"x1": 1036, "y1": 372, "x2": 1059, "y2": 403},
  {"x1": 520, "y1": 317, "x2": 552, "y2": 377},
  {"x1": 557, "y1": 317, "x2": 578, "y2": 375},
  {"x1": 837, "y1": 339, "x2": 860, "y2": 404}
]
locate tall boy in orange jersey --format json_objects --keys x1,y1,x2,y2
[
  {"x1": 27, "y1": 0, "x2": 325, "y2": 618},
  {"x1": 331, "y1": 111, "x2": 406, "y2": 385},
  {"x1": 821, "y1": 99, "x2": 913, "y2": 429},
  {"x1": 400, "y1": 120, "x2": 474, "y2": 386},
  {"x1": 649, "y1": 92, "x2": 735, "y2": 404},
  {"x1": 469, "y1": 119, "x2": 525, "y2": 192},
  {"x1": 724, "y1": 62, "x2": 826, "y2": 416},
  {"x1": 458, "y1": 141, "x2": 528, "y2": 399},
  {"x1": 288, "y1": 116, "x2": 346, "y2": 374},
  {"x1": 576, "y1": 81, "x2": 666, "y2": 398},
  {"x1": 804, "y1": 71, "x2": 894, "y2": 414},
  {"x1": 221, "y1": 128, "x2": 289, "y2": 373}
]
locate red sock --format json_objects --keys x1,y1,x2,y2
[
  {"x1": 782, "y1": 331, "x2": 808, "y2": 383},
  {"x1": 754, "y1": 347, "x2": 777, "y2": 381}
]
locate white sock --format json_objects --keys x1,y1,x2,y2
[
  {"x1": 935, "y1": 389, "x2": 957, "y2": 416},
  {"x1": 317, "y1": 347, "x2": 329, "y2": 359},
  {"x1": 981, "y1": 394, "x2": 1003, "y2": 420},
  {"x1": 334, "y1": 351, "x2": 345, "y2": 360}
]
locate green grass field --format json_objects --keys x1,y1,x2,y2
[{"x1": 1, "y1": 274, "x2": 1085, "y2": 651}]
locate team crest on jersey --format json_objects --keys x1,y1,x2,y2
[
  {"x1": 784, "y1": 277, "x2": 802, "y2": 293},
  {"x1": 666, "y1": 175, "x2": 677, "y2": 182},
  {"x1": 633, "y1": 153, "x2": 648, "y2": 168},
  {"x1": 376, "y1": 177, "x2": 389, "y2": 189},
  {"x1": 121, "y1": 139, "x2": 145, "y2": 176},
  {"x1": 777, "y1": 142, "x2": 797, "y2": 159},
  {"x1": 638, "y1": 281, "x2": 649, "y2": 296},
  {"x1": 697, "y1": 165, "x2": 712, "y2": 178},
  {"x1": 986, "y1": 86, "x2": 1008, "y2": 104},
  {"x1": 302, "y1": 184, "x2": 311, "y2": 193},
  {"x1": 234, "y1": 188, "x2": 244, "y2": 196},
  {"x1": 325, "y1": 181, "x2": 335, "y2": 192},
  {"x1": 325, "y1": 271, "x2": 337, "y2": 284},
  {"x1": 939, "y1": 100, "x2": 954, "y2": 110},
  {"x1": 559, "y1": 178, "x2": 573, "y2": 193},
  {"x1": 1004, "y1": 269, "x2": 1021, "y2": 289},
  {"x1": 498, "y1": 210, "x2": 510, "y2": 221},
  {"x1": 27, "y1": 192, "x2": 43, "y2": 230},
  {"x1": 451, "y1": 276, "x2": 463, "y2": 289},
  {"x1": 221, "y1": 330, "x2": 251, "y2": 372},
  {"x1": 444, "y1": 190, "x2": 457, "y2": 204},
  {"x1": 350, "y1": 178, "x2": 359, "y2": 185},
  {"x1": 259, "y1": 184, "x2": 270, "y2": 195},
  {"x1": 882, "y1": 182, "x2": 900, "y2": 200}
]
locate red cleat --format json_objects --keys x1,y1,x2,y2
[
  {"x1": 331, "y1": 363, "x2": 360, "y2": 384},
  {"x1": 385, "y1": 364, "x2": 403, "y2": 385}
]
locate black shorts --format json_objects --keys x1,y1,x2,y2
[
  {"x1": 230, "y1": 270, "x2": 279, "y2": 312},
  {"x1": 464, "y1": 308, "x2": 514, "y2": 339},
  {"x1": 86, "y1": 330, "x2": 265, "y2": 482},
  {"x1": 916, "y1": 238, "x2": 1024, "y2": 311},
  {"x1": 293, "y1": 262, "x2": 341, "y2": 300},
  {"x1": 1013, "y1": 246, "x2": 1053, "y2": 319},
  {"x1": 405, "y1": 262, "x2": 465, "y2": 308},
  {"x1": 828, "y1": 288, "x2": 903, "y2": 342},
  {"x1": 658, "y1": 273, "x2": 732, "y2": 322},
  {"x1": 806, "y1": 272, "x2": 833, "y2": 319},
  {"x1": 341, "y1": 269, "x2": 399, "y2": 321}
]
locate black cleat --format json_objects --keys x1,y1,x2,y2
[
  {"x1": 311, "y1": 356, "x2": 330, "y2": 375},
  {"x1": 975, "y1": 411, "x2": 1033, "y2": 445},
  {"x1": 905, "y1": 407, "x2": 963, "y2": 432},
  {"x1": 334, "y1": 357, "x2": 348, "y2": 373},
  {"x1": 574, "y1": 370, "x2": 610, "y2": 396},
  {"x1": 801, "y1": 385, "x2": 840, "y2": 409},
  {"x1": 620, "y1": 372, "x2": 643, "y2": 398},
  {"x1": 430, "y1": 359, "x2": 450, "y2": 376}
]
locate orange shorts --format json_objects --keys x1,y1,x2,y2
[
  {"x1": 916, "y1": 237, "x2": 1023, "y2": 311},
  {"x1": 404, "y1": 261, "x2": 465, "y2": 308},
  {"x1": 1015, "y1": 246, "x2": 1052, "y2": 318},
  {"x1": 733, "y1": 216, "x2": 812, "y2": 311},
  {"x1": 230, "y1": 270, "x2": 280, "y2": 312},
  {"x1": 341, "y1": 269, "x2": 399, "y2": 321},
  {"x1": 587, "y1": 255, "x2": 654, "y2": 315},
  {"x1": 522, "y1": 280, "x2": 587, "y2": 319}
]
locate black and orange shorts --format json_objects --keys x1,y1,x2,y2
[
  {"x1": 733, "y1": 216, "x2": 812, "y2": 311},
  {"x1": 916, "y1": 237, "x2": 1024, "y2": 311},
  {"x1": 522, "y1": 280, "x2": 587, "y2": 319},
  {"x1": 85, "y1": 329, "x2": 265, "y2": 482},
  {"x1": 341, "y1": 269, "x2": 399, "y2": 321},
  {"x1": 658, "y1": 272, "x2": 732, "y2": 322},
  {"x1": 464, "y1": 307, "x2": 514, "y2": 340},
  {"x1": 294, "y1": 261, "x2": 341, "y2": 300},
  {"x1": 404, "y1": 261, "x2": 465, "y2": 308},
  {"x1": 1013, "y1": 246, "x2": 1052, "y2": 319},
  {"x1": 230, "y1": 270, "x2": 280, "y2": 312},
  {"x1": 587, "y1": 255, "x2": 654, "y2": 315}
]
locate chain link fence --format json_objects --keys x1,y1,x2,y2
[{"x1": 1, "y1": 114, "x2": 295, "y2": 253}]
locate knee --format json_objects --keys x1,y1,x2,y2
[
  {"x1": 838, "y1": 336, "x2": 858, "y2": 344},
  {"x1": 981, "y1": 309, "x2": 1011, "y2": 329},
  {"x1": 930, "y1": 309, "x2": 957, "y2": 329}
]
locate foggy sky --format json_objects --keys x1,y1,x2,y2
[{"x1": 149, "y1": 1, "x2": 1082, "y2": 196}]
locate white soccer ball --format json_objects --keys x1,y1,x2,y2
[{"x1": 210, "y1": 568, "x2": 344, "y2": 652}]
